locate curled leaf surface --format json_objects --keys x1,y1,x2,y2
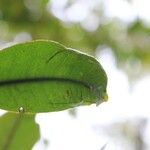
[{"x1": 0, "y1": 40, "x2": 108, "y2": 113}]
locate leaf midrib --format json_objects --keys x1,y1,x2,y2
[{"x1": 0, "y1": 77, "x2": 93, "y2": 89}]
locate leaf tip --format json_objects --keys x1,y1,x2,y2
[
  {"x1": 96, "y1": 92, "x2": 108, "y2": 106},
  {"x1": 102, "y1": 92, "x2": 108, "y2": 102}
]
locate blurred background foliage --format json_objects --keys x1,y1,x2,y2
[
  {"x1": 0, "y1": 0, "x2": 150, "y2": 150},
  {"x1": 0, "y1": 0, "x2": 150, "y2": 79}
]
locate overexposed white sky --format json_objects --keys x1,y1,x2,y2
[
  {"x1": 103, "y1": 0, "x2": 150, "y2": 23},
  {"x1": 49, "y1": 0, "x2": 150, "y2": 25}
]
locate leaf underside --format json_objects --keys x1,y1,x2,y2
[{"x1": 0, "y1": 40, "x2": 108, "y2": 113}]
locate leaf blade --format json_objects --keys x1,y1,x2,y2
[{"x1": 0, "y1": 40, "x2": 108, "y2": 113}]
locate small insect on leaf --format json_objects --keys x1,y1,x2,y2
[{"x1": 0, "y1": 40, "x2": 108, "y2": 113}]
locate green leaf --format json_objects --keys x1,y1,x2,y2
[
  {"x1": 0, "y1": 40, "x2": 108, "y2": 113},
  {"x1": 0, "y1": 112, "x2": 40, "y2": 150}
]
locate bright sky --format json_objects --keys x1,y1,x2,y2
[
  {"x1": 103, "y1": 0, "x2": 150, "y2": 23},
  {"x1": 49, "y1": 0, "x2": 150, "y2": 25}
]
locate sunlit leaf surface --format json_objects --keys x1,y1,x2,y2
[{"x1": 0, "y1": 40, "x2": 108, "y2": 113}]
